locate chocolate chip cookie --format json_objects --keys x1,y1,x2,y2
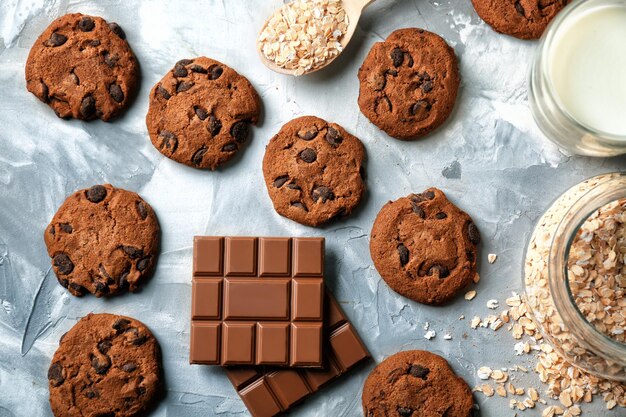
[
  {"x1": 146, "y1": 57, "x2": 261, "y2": 170},
  {"x1": 357, "y1": 28, "x2": 459, "y2": 140},
  {"x1": 362, "y1": 350, "x2": 474, "y2": 417},
  {"x1": 48, "y1": 313, "x2": 162, "y2": 417},
  {"x1": 262, "y1": 116, "x2": 366, "y2": 227},
  {"x1": 471, "y1": 0, "x2": 570, "y2": 40},
  {"x1": 369, "y1": 188, "x2": 480, "y2": 305},
  {"x1": 44, "y1": 184, "x2": 160, "y2": 297},
  {"x1": 25, "y1": 13, "x2": 138, "y2": 121}
]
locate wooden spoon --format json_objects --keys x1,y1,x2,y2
[{"x1": 257, "y1": 0, "x2": 376, "y2": 76}]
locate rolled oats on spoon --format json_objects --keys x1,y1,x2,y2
[{"x1": 257, "y1": 0, "x2": 374, "y2": 75}]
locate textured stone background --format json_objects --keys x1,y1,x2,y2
[{"x1": 0, "y1": 0, "x2": 624, "y2": 416}]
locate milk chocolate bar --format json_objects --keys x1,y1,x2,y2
[
  {"x1": 190, "y1": 236, "x2": 325, "y2": 367},
  {"x1": 225, "y1": 292, "x2": 370, "y2": 417}
]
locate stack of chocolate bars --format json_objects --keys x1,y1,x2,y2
[{"x1": 190, "y1": 236, "x2": 370, "y2": 417}]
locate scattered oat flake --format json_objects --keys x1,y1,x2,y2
[
  {"x1": 524, "y1": 398, "x2": 536, "y2": 409},
  {"x1": 488, "y1": 253, "x2": 497, "y2": 263},
  {"x1": 482, "y1": 384, "x2": 495, "y2": 397},
  {"x1": 477, "y1": 367, "x2": 492, "y2": 380},
  {"x1": 542, "y1": 405, "x2": 565, "y2": 417},
  {"x1": 506, "y1": 293, "x2": 522, "y2": 307},
  {"x1": 473, "y1": 272, "x2": 480, "y2": 283},
  {"x1": 501, "y1": 309, "x2": 510, "y2": 323},
  {"x1": 507, "y1": 382, "x2": 516, "y2": 395},
  {"x1": 443, "y1": 333, "x2": 452, "y2": 340},
  {"x1": 559, "y1": 391, "x2": 572, "y2": 407},
  {"x1": 490, "y1": 370, "x2": 508, "y2": 383},
  {"x1": 464, "y1": 290, "x2": 477, "y2": 301},
  {"x1": 470, "y1": 316, "x2": 481, "y2": 329},
  {"x1": 487, "y1": 299, "x2": 499, "y2": 309},
  {"x1": 490, "y1": 319, "x2": 504, "y2": 331}
]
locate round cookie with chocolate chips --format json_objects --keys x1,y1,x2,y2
[
  {"x1": 370, "y1": 188, "x2": 480, "y2": 305},
  {"x1": 362, "y1": 350, "x2": 474, "y2": 417},
  {"x1": 44, "y1": 184, "x2": 160, "y2": 297},
  {"x1": 262, "y1": 116, "x2": 366, "y2": 227},
  {"x1": 471, "y1": 0, "x2": 570, "y2": 40},
  {"x1": 146, "y1": 57, "x2": 261, "y2": 170},
  {"x1": 357, "y1": 28, "x2": 459, "y2": 140},
  {"x1": 25, "y1": 13, "x2": 138, "y2": 121},
  {"x1": 48, "y1": 313, "x2": 162, "y2": 417}
]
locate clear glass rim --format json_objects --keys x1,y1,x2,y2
[
  {"x1": 540, "y1": 0, "x2": 626, "y2": 144},
  {"x1": 549, "y1": 173, "x2": 626, "y2": 364}
]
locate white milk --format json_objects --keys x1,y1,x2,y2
[{"x1": 548, "y1": 5, "x2": 626, "y2": 136}]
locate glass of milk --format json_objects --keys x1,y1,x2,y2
[{"x1": 529, "y1": 0, "x2": 626, "y2": 156}]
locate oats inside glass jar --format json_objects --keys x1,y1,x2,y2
[
  {"x1": 568, "y1": 199, "x2": 626, "y2": 344},
  {"x1": 524, "y1": 173, "x2": 626, "y2": 381}
]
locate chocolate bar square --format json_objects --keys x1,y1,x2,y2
[
  {"x1": 190, "y1": 236, "x2": 325, "y2": 367},
  {"x1": 225, "y1": 291, "x2": 370, "y2": 417}
]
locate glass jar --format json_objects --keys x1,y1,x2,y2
[
  {"x1": 528, "y1": 0, "x2": 626, "y2": 157},
  {"x1": 524, "y1": 173, "x2": 626, "y2": 381}
]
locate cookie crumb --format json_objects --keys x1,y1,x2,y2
[{"x1": 514, "y1": 341, "x2": 529, "y2": 355}]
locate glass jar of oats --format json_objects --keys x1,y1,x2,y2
[{"x1": 524, "y1": 173, "x2": 626, "y2": 381}]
